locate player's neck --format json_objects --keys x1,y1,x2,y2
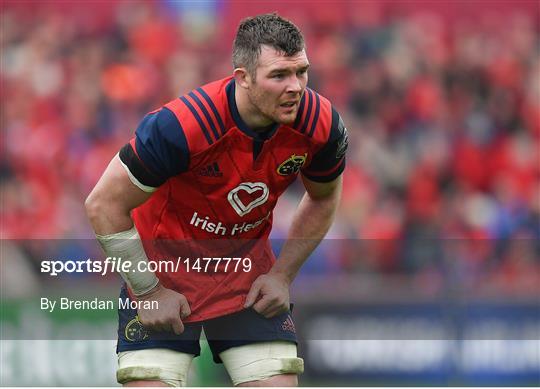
[{"x1": 235, "y1": 84, "x2": 274, "y2": 132}]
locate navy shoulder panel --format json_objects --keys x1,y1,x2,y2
[{"x1": 128, "y1": 107, "x2": 190, "y2": 186}]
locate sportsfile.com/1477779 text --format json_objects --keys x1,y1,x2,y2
[{"x1": 40, "y1": 256, "x2": 252, "y2": 276}]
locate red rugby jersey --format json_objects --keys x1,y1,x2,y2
[{"x1": 119, "y1": 76, "x2": 348, "y2": 321}]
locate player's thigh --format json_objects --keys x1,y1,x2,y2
[
  {"x1": 116, "y1": 287, "x2": 202, "y2": 387},
  {"x1": 204, "y1": 308, "x2": 303, "y2": 385},
  {"x1": 219, "y1": 341, "x2": 303, "y2": 387},
  {"x1": 118, "y1": 348, "x2": 194, "y2": 387}
]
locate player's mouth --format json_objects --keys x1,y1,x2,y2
[{"x1": 279, "y1": 101, "x2": 298, "y2": 112}]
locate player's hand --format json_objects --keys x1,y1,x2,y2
[
  {"x1": 244, "y1": 273, "x2": 290, "y2": 318},
  {"x1": 136, "y1": 283, "x2": 191, "y2": 335}
]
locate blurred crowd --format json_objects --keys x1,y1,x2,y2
[{"x1": 1, "y1": 1, "x2": 539, "y2": 288}]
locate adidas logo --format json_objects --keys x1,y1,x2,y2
[
  {"x1": 198, "y1": 162, "x2": 223, "y2": 177},
  {"x1": 281, "y1": 315, "x2": 296, "y2": 333}
]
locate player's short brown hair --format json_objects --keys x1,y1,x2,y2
[{"x1": 232, "y1": 13, "x2": 305, "y2": 77}]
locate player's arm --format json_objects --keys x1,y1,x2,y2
[
  {"x1": 245, "y1": 107, "x2": 348, "y2": 318},
  {"x1": 244, "y1": 176, "x2": 342, "y2": 318},
  {"x1": 271, "y1": 174, "x2": 342, "y2": 282},
  {"x1": 86, "y1": 155, "x2": 151, "y2": 235},
  {"x1": 85, "y1": 107, "x2": 191, "y2": 334}
]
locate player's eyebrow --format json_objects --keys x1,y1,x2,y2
[{"x1": 268, "y1": 64, "x2": 310, "y2": 75}]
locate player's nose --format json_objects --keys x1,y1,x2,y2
[{"x1": 286, "y1": 75, "x2": 303, "y2": 94}]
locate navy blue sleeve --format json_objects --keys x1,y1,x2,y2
[
  {"x1": 302, "y1": 107, "x2": 348, "y2": 183},
  {"x1": 119, "y1": 107, "x2": 189, "y2": 187}
]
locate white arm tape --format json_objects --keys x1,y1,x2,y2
[{"x1": 96, "y1": 226, "x2": 159, "y2": 296}]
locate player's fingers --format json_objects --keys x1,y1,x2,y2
[
  {"x1": 266, "y1": 304, "x2": 288, "y2": 318},
  {"x1": 263, "y1": 310, "x2": 278, "y2": 319},
  {"x1": 171, "y1": 318, "x2": 185, "y2": 335},
  {"x1": 179, "y1": 302, "x2": 191, "y2": 320},
  {"x1": 244, "y1": 281, "x2": 262, "y2": 308},
  {"x1": 252, "y1": 295, "x2": 273, "y2": 315},
  {"x1": 261, "y1": 304, "x2": 282, "y2": 318},
  {"x1": 143, "y1": 316, "x2": 170, "y2": 333},
  {"x1": 263, "y1": 303, "x2": 284, "y2": 318},
  {"x1": 138, "y1": 312, "x2": 155, "y2": 329},
  {"x1": 154, "y1": 319, "x2": 169, "y2": 332},
  {"x1": 259, "y1": 296, "x2": 289, "y2": 318},
  {"x1": 148, "y1": 322, "x2": 163, "y2": 332}
]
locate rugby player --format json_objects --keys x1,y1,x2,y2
[{"x1": 86, "y1": 13, "x2": 348, "y2": 387}]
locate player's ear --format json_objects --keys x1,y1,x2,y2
[{"x1": 233, "y1": 67, "x2": 251, "y2": 89}]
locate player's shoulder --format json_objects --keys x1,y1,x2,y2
[
  {"x1": 290, "y1": 87, "x2": 339, "y2": 144},
  {"x1": 135, "y1": 104, "x2": 183, "y2": 147},
  {"x1": 160, "y1": 77, "x2": 231, "y2": 154}
]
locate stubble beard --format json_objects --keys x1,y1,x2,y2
[{"x1": 246, "y1": 89, "x2": 280, "y2": 126}]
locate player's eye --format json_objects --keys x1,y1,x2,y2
[
  {"x1": 297, "y1": 68, "x2": 308, "y2": 75},
  {"x1": 271, "y1": 73, "x2": 285, "y2": 79}
]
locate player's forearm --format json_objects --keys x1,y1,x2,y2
[
  {"x1": 85, "y1": 195, "x2": 134, "y2": 235},
  {"x1": 85, "y1": 156, "x2": 161, "y2": 296},
  {"x1": 271, "y1": 183, "x2": 341, "y2": 284}
]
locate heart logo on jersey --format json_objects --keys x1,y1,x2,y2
[{"x1": 227, "y1": 182, "x2": 269, "y2": 217}]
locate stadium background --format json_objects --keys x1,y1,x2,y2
[{"x1": 1, "y1": 0, "x2": 539, "y2": 386}]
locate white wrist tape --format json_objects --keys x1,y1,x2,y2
[{"x1": 96, "y1": 226, "x2": 159, "y2": 296}]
